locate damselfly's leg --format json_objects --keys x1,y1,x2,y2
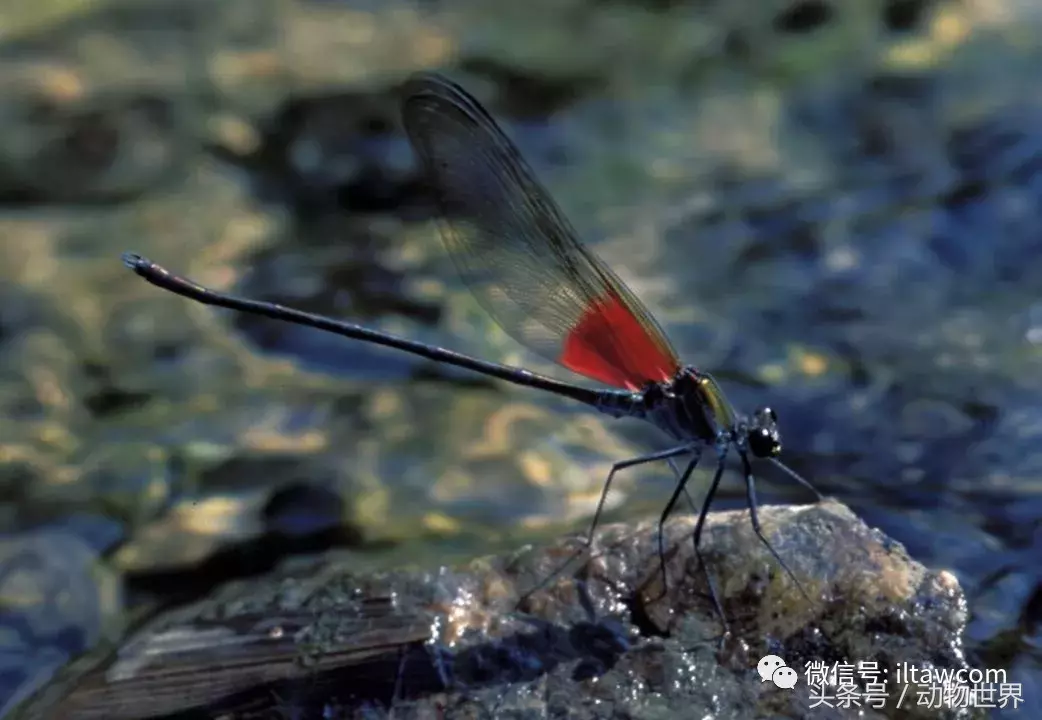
[
  {"x1": 666, "y1": 456, "x2": 709, "y2": 515},
  {"x1": 741, "y1": 450, "x2": 813, "y2": 605},
  {"x1": 688, "y1": 447, "x2": 730, "y2": 637},
  {"x1": 769, "y1": 457, "x2": 823, "y2": 500},
  {"x1": 655, "y1": 447, "x2": 703, "y2": 593},
  {"x1": 518, "y1": 444, "x2": 695, "y2": 606}
]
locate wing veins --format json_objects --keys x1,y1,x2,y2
[{"x1": 401, "y1": 74, "x2": 680, "y2": 385}]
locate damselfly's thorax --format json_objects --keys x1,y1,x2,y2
[{"x1": 642, "y1": 367, "x2": 784, "y2": 459}]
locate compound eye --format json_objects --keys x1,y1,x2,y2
[{"x1": 748, "y1": 426, "x2": 781, "y2": 458}]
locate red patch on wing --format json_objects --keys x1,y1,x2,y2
[{"x1": 559, "y1": 294, "x2": 678, "y2": 390}]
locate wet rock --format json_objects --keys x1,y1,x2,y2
[
  {"x1": 112, "y1": 477, "x2": 368, "y2": 608},
  {"x1": 0, "y1": 530, "x2": 123, "y2": 719},
  {"x1": 263, "y1": 482, "x2": 350, "y2": 542},
  {"x1": 212, "y1": 63, "x2": 596, "y2": 219},
  {"x1": 773, "y1": 1, "x2": 835, "y2": 35},
  {"x1": 214, "y1": 88, "x2": 425, "y2": 215},
  {"x1": 16, "y1": 500, "x2": 979, "y2": 719},
  {"x1": 788, "y1": 71, "x2": 947, "y2": 191},
  {"x1": 881, "y1": 0, "x2": 935, "y2": 33},
  {"x1": 0, "y1": 92, "x2": 189, "y2": 206},
  {"x1": 456, "y1": 58, "x2": 602, "y2": 120},
  {"x1": 80, "y1": 361, "x2": 154, "y2": 418},
  {"x1": 223, "y1": 212, "x2": 443, "y2": 375}
]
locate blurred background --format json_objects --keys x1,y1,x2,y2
[{"x1": 1, "y1": 0, "x2": 1041, "y2": 715}]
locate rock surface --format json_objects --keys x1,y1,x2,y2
[{"x1": 16, "y1": 500, "x2": 978, "y2": 719}]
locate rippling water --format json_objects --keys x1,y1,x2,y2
[{"x1": 1, "y1": 0, "x2": 1042, "y2": 716}]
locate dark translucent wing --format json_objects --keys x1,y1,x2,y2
[{"x1": 400, "y1": 73, "x2": 680, "y2": 390}]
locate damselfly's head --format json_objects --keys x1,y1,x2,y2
[{"x1": 746, "y1": 406, "x2": 782, "y2": 458}]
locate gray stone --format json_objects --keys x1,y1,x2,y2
[{"x1": 16, "y1": 500, "x2": 979, "y2": 719}]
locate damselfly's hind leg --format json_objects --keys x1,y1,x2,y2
[
  {"x1": 517, "y1": 444, "x2": 693, "y2": 608},
  {"x1": 650, "y1": 447, "x2": 734, "y2": 648},
  {"x1": 655, "y1": 447, "x2": 703, "y2": 594},
  {"x1": 684, "y1": 448, "x2": 732, "y2": 644},
  {"x1": 681, "y1": 450, "x2": 817, "y2": 650}
]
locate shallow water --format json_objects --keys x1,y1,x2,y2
[{"x1": 1, "y1": 0, "x2": 1041, "y2": 716}]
